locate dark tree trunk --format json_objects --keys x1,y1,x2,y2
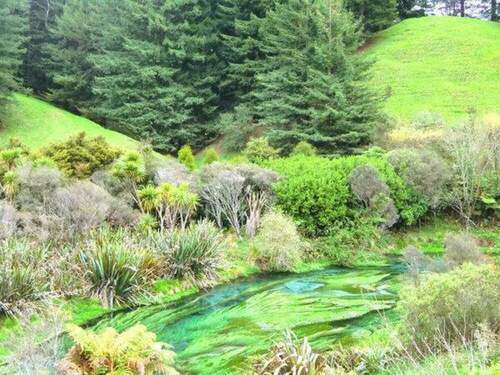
[
  {"x1": 460, "y1": 0, "x2": 465, "y2": 17},
  {"x1": 492, "y1": 0, "x2": 498, "y2": 21}
]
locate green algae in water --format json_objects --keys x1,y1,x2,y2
[{"x1": 93, "y1": 266, "x2": 400, "y2": 374}]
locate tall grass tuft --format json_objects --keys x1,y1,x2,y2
[
  {"x1": 79, "y1": 228, "x2": 160, "y2": 308},
  {"x1": 149, "y1": 219, "x2": 225, "y2": 286}
]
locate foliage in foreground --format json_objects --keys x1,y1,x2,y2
[
  {"x1": 0, "y1": 240, "x2": 53, "y2": 315},
  {"x1": 59, "y1": 324, "x2": 178, "y2": 375},
  {"x1": 252, "y1": 211, "x2": 304, "y2": 272},
  {"x1": 398, "y1": 263, "x2": 499, "y2": 350},
  {"x1": 258, "y1": 330, "x2": 328, "y2": 375}
]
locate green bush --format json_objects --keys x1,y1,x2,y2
[
  {"x1": 150, "y1": 219, "x2": 225, "y2": 285},
  {"x1": 42, "y1": 132, "x2": 121, "y2": 178},
  {"x1": 204, "y1": 147, "x2": 219, "y2": 164},
  {"x1": 266, "y1": 155, "x2": 427, "y2": 236},
  {"x1": 79, "y1": 229, "x2": 160, "y2": 308},
  {"x1": 177, "y1": 144, "x2": 195, "y2": 171},
  {"x1": 398, "y1": 264, "x2": 500, "y2": 350},
  {"x1": 243, "y1": 137, "x2": 279, "y2": 164},
  {"x1": 291, "y1": 141, "x2": 316, "y2": 156},
  {"x1": 252, "y1": 210, "x2": 304, "y2": 272}
]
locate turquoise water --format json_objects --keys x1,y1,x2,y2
[{"x1": 94, "y1": 265, "x2": 401, "y2": 374}]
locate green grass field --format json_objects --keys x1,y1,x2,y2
[
  {"x1": 0, "y1": 94, "x2": 138, "y2": 150},
  {"x1": 364, "y1": 16, "x2": 500, "y2": 121}
]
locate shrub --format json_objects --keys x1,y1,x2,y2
[
  {"x1": 4, "y1": 310, "x2": 66, "y2": 374},
  {"x1": 14, "y1": 164, "x2": 63, "y2": 210},
  {"x1": 48, "y1": 181, "x2": 117, "y2": 240},
  {"x1": 42, "y1": 132, "x2": 121, "y2": 178},
  {"x1": 79, "y1": 229, "x2": 160, "y2": 308},
  {"x1": 444, "y1": 233, "x2": 485, "y2": 269},
  {"x1": 153, "y1": 159, "x2": 195, "y2": 187},
  {"x1": 411, "y1": 111, "x2": 444, "y2": 129},
  {"x1": 199, "y1": 162, "x2": 279, "y2": 236},
  {"x1": 59, "y1": 324, "x2": 177, "y2": 375},
  {"x1": 177, "y1": 144, "x2": 195, "y2": 171},
  {"x1": 149, "y1": 220, "x2": 225, "y2": 285},
  {"x1": 243, "y1": 137, "x2": 279, "y2": 163},
  {"x1": 318, "y1": 218, "x2": 381, "y2": 266},
  {"x1": 0, "y1": 200, "x2": 16, "y2": 240},
  {"x1": 204, "y1": 147, "x2": 219, "y2": 164},
  {"x1": 266, "y1": 155, "x2": 426, "y2": 236},
  {"x1": 0, "y1": 240, "x2": 52, "y2": 315},
  {"x1": 403, "y1": 245, "x2": 431, "y2": 284},
  {"x1": 252, "y1": 210, "x2": 303, "y2": 272},
  {"x1": 258, "y1": 330, "x2": 328, "y2": 375},
  {"x1": 388, "y1": 148, "x2": 450, "y2": 209},
  {"x1": 291, "y1": 141, "x2": 316, "y2": 156},
  {"x1": 398, "y1": 264, "x2": 500, "y2": 350}
]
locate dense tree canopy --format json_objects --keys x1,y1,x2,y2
[
  {"x1": 0, "y1": 0, "x2": 25, "y2": 107},
  {"x1": 2, "y1": 0, "x2": 388, "y2": 154}
]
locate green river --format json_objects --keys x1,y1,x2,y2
[{"x1": 93, "y1": 264, "x2": 403, "y2": 374}]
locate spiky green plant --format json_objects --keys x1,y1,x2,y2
[
  {"x1": 139, "y1": 185, "x2": 161, "y2": 213},
  {"x1": 59, "y1": 324, "x2": 178, "y2": 375},
  {"x1": 1, "y1": 170, "x2": 18, "y2": 200},
  {"x1": 151, "y1": 220, "x2": 225, "y2": 285},
  {"x1": 259, "y1": 330, "x2": 328, "y2": 375},
  {"x1": 0, "y1": 240, "x2": 51, "y2": 316},
  {"x1": 79, "y1": 229, "x2": 160, "y2": 308}
]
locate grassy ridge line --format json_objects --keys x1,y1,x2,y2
[
  {"x1": 364, "y1": 16, "x2": 500, "y2": 121},
  {"x1": 0, "y1": 94, "x2": 138, "y2": 150}
]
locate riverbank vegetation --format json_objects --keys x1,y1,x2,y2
[{"x1": 1, "y1": 0, "x2": 499, "y2": 373}]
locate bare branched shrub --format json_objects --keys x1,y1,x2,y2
[
  {"x1": 0, "y1": 200, "x2": 17, "y2": 240},
  {"x1": 252, "y1": 210, "x2": 303, "y2": 272},
  {"x1": 49, "y1": 181, "x2": 114, "y2": 239},
  {"x1": 444, "y1": 233, "x2": 485, "y2": 269},
  {"x1": 4, "y1": 309, "x2": 66, "y2": 374},
  {"x1": 349, "y1": 165, "x2": 399, "y2": 229},
  {"x1": 388, "y1": 148, "x2": 451, "y2": 209},
  {"x1": 14, "y1": 164, "x2": 64, "y2": 210},
  {"x1": 200, "y1": 163, "x2": 278, "y2": 237},
  {"x1": 153, "y1": 158, "x2": 195, "y2": 187},
  {"x1": 403, "y1": 245, "x2": 430, "y2": 285},
  {"x1": 444, "y1": 117, "x2": 500, "y2": 226},
  {"x1": 349, "y1": 165, "x2": 389, "y2": 204}
]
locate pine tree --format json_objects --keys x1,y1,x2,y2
[
  {"x1": 344, "y1": 0, "x2": 397, "y2": 33},
  {"x1": 20, "y1": 0, "x2": 65, "y2": 94},
  {"x1": 0, "y1": 0, "x2": 26, "y2": 108},
  {"x1": 46, "y1": 0, "x2": 102, "y2": 115},
  {"x1": 244, "y1": 0, "x2": 384, "y2": 154}
]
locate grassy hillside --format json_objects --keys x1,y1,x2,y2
[
  {"x1": 364, "y1": 16, "x2": 500, "y2": 121},
  {"x1": 0, "y1": 94, "x2": 138, "y2": 150}
]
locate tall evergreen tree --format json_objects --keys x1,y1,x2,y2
[
  {"x1": 242, "y1": 0, "x2": 384, "y2": 154},
  {"x1": 46, "y1": 0, "x2": 102, "y2": 115},
  {"x1": 20, "y1": 0, "x2": 65, "y2": 94},
  {"x1": 344, "y1": 0, "x2": 397, "y2": 33},
  {"x1": 0, "y1": 0, "x2": 26, "y2": 109}
]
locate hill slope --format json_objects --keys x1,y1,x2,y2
[
  {"x1": 364, "y1": 16, "x2": 500, "y2": 121},
  {"x1": 0, "y1": 94, "x2": 138, "y2": 150}
]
